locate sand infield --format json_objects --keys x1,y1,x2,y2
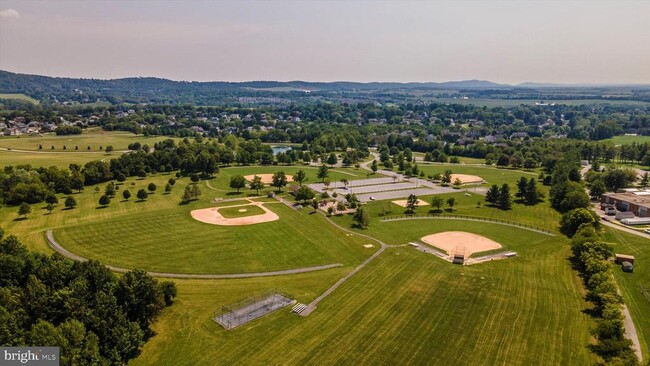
[
  {"x1": 243, "y1": 174, "x2": 294, "y2": 184},
  {"x1": 391, "y1": 199, "x2": 429, "y2": 207},
  {"x1": 450, "y1": 174, "x2": 485, "y2": 184},
  {"x1": 191, "y1": 201, "x2": 279, "y2": 226},
  {"x1": 420, "y1": 231, "x2": 501, "y2": 258}
]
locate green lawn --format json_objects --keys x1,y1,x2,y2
[
  {"x1": 132, "y1": 242, "x2": 592, "y2": 366},
  {"x1": 0, "y1": 150, "x2": 120, "y2": 169},
  {"x1": 417, "y1": 164, "x2": 539, "y2": 188},
  {"x1": 217, "y1": 204, "x2": 266, "y2": 218},
  {"x1": 608, "y1": 135, "x2": 650, "y2": 145},
  {"x1": 604, "y1": 227, "x2": 650, "y2": 359}
]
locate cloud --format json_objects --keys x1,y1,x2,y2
[{"x1": 0, "y1": 9, "x2": 20, "y2": 19}]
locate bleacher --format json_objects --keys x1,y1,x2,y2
[{"x1": 292, "y1": 303, "x2": 307, "y2": 314}]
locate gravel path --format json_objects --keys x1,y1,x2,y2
[{"x1": 45, "y1": 230, "x2": 342, "y2": 279}]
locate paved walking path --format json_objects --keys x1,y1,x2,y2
[{"x1": 45, "y1": 230, "x2": 342, "y2": 279}]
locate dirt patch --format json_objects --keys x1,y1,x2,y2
[
  {"x1": 191, "y1": 201, "x2": 279, "y2": 226},
  {"x1": 450, "y1": 174, "x2": 485, "y2": 184},
  {"x1": 244, "y1": 174, "x2": 294, "y2": 185},
  {"x1": 391, "y1": 199, "x2": 429, "y2": 207},
  {"x1": 420, "y1": 231, "x2": 501, "y2": 258}
]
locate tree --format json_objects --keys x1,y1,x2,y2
[
  {"x1": 485, "y1": 184, "x2": 500, "y2": 206},
  {"x1": 353, "y1": 207, "x2": 369, "y2": 228},
  {"x1": 271, "y1": 171, "x2": 288, "y2": 192},
  {"x1": 446, "y1": 197, "x2": 456, "y2": 211},
  {"x1": 405, "y1": 194, "x2": 418, "y2": 214},
  {"x1": 370, "y1": 160, "x2": 378, "y2": 174},
  {"x1": 165, "y1": 183, "x2": 172, "y2": 194},
  {"x1": 516, "y1": 176, "x2": 529, "y2": 200},
  {"x1": 138, "y1": 169, "x2": 147, "y2": 179},
  {"x1": 590, "y1": 179, "x2": 607, "y2": 200},
  {"x1": 64, "y1": 196, "x2": 77, "y2": 209},
  {"x1": 326, "y1": 153, "x2": 338, "y2": 166},
  {"x1": 230, "y1": 175, "x2": 246, "y2": 193},
  {"x1": 99, "y1": 195, "x2": 111, "y2": 207},
  {"x1": 560, "y1": 208, "x2": 600, "y2": 237},
  {"x1": 168, "y1": 178, "x2": 176, "y2": 186},
  {"x1": 340, "y1": 178, "x2": 349, "y2": 190},
  {"x1": 431, "y1": 196, "x2": 444, "y2": 212},
  {"x1": 105, "y1": 182, "x2": 116, "y2": 197},
  {"x1": 293, "y1": 169, "x2": 307, "y2": 186},
  {"x1": 317, "y1": 165, "x2": 329, "y2": 182},
  {"x1": 640, "y1": 173, "x2": 650, "y2": 189},
  {"x1": 453, "y1": 178, "x2": 462, "y2": 189},
  {"x1": 498, "y1": 184, "x2": 512, "y2": 209},
  {"x1": 524, "y1": 177, "x2": 541, "y2": 205},
  {"x1": 122, "y1": 189, "x2": 131, "y2": 200},
  {"x1": 105, "y1": 145, "x2": 114, "y2": 154},
  {"x1": 45, "y1": 193, "x2": 59, "y2": 206},
  {"x1": 147, "y1": 183, "x2": 157, "y2": 193},
  {"x1": 71, "y1": 174, "x2": 84, "y2": 192},
  {"x1": 294, "y1": 185, "x2": 315, "y2": 203},
  {"x1": 190, "y1": 174, "x2": 200, "y2": 183},
  {"x1": 442, "y1": 170, "x2": 452, "y2": 185},
  {"x1": 311, "y1": 199, "x2": 319, "y2": 212},
  {"x1": 136, "y1": 189, "x2": 148, "y2": 201},
  {"x1": 46, "y1": 202, "x2": 54, "y2": 214},
  {"x1": 250, "y1": 175, "x2": 264, "y2": 195},
  {"x1": 18, "y1": 202, "x2": 31, "y2": 218}
]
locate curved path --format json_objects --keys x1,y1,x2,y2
[{"x1": 45, "y1": 230, "x2": 342, "y2": 279}]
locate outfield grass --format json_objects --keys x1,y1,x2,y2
[
  {"x1": 218, "y1": 204, "x2": 266, "y2": 218},
  {"x1": 604, "y1": 227, "x2": 650, "y2": 359},
  {"x1": 417, "y1": 164, "x2": 539, "y2": 187},
  {"x1": 132, "y1": 241, "x2": 593, "y2": 366}
]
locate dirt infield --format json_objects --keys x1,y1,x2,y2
[
  {"x1": 391, "y1": 199, "x2": 429, "y2": 207},
  {"x1": 191, "y1": 201, "x2": 279, "y2": 226},
  {"x1": 420, "y1": 231, "x2": 502, "y2": 258},
  {"x1": 243, "y1": 174, "x2": 294, "y2": 184},
  {"x1": 450, "y1": 174, "x2": 485, "y2": 184}
]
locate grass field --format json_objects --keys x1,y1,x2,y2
[
  {"x1": 0, "y1": 130, "x2": 181, "y2": 152},
  {"x1": 608, "y1": 135, "x2": 650, "y2": 145},
  {"x1": 0, "y1": 93, "x2": 40, "y2": 104},
  {"x1": 417, "y1": 164, "x2": 539, "y2": 188},
  {"x1": 217, "y1": 204, "x2": 266, "y2": 218},
  {"x1": 0, "y1": 150, "x2": 118, "y2": 169},
  {"x1": 604, "y1": 227, "x2": 650, "y2": 358},
  {"x1": 132, "y1": 240, "x2": 593, "y2": 365}
]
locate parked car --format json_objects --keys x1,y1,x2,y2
[{"x1": 644, "y1": 229, "x2": 650, "y2": 234}]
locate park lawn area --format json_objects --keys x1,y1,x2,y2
[
  {"x1": 0, "y1": 173, "x2": 190, "y2": 254},
  {"x1": 132, "y1": 242, "x2": 593, "y2": 366},
  {"x1": 0, "y1": 130, "x2": 182, "y2": 152},
  {"x1": 608, "y1": 135, "x2": 650, "y2": 145},
  {"x1": 359, "y1": 191, "x2": 561, "y2": 231},
  {"x1": 53, "y1": 196, "x2": 373, "y2": 274},
  {"x1": 0, "y1": 93, "x2": 40, "y2": 104},
  {"x1": 0, "y1": 150, "x2": 121, "y2": 169},
  {"x1": 604, "y1": 227, "x2": 650, "y2": 359},
  {"x1": 417, "y1": 164, "x2": 539, "y2": 188},
  {"x1": 218, "y1": 204, "x2": 266, "y2": 218},
  {"x1": 204, "y1": 165, "x2": 372, "y2": 195}
]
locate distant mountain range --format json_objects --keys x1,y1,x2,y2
[{"x1": 1, "y1": 70, "x2": 649, "y2": 105}]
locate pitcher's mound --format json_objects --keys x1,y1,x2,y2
[
  {"x1": 244, "y1": 174, "x2": 294, "y2": 184},
  {"x1": 421, "y1": 231, "x2": 501, "y2": 258},
  {"x1": 450, "y1": 174, "x2": 484, "y2": 184},
  {"x1": 191, "y1": 202, "x2": 279, "y2": 226}
]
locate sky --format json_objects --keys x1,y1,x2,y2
[{"x1": 1, "y1": 0, "x2": 649, "y2": 84}]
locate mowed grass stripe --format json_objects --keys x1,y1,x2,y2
[{"x1": 55, "y1": 202, "x2": 372, "y2": 274}]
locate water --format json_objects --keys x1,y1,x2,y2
[{"x1": 271, "y1": 146, "x2": 292, "y2": 155}]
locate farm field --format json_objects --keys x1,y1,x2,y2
[
  {"x1": 604, "y1": 227, "x2": 650, "y2": 358},
  {"x1": 132, "y1": 240, "x2": 592, "y2": 366},
  {"x1": 0, "y1": 130, "x2": 181, "y2": 152},
  {"x1": 0, "y1": 93, "x2": 40, "y2": 104}
]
